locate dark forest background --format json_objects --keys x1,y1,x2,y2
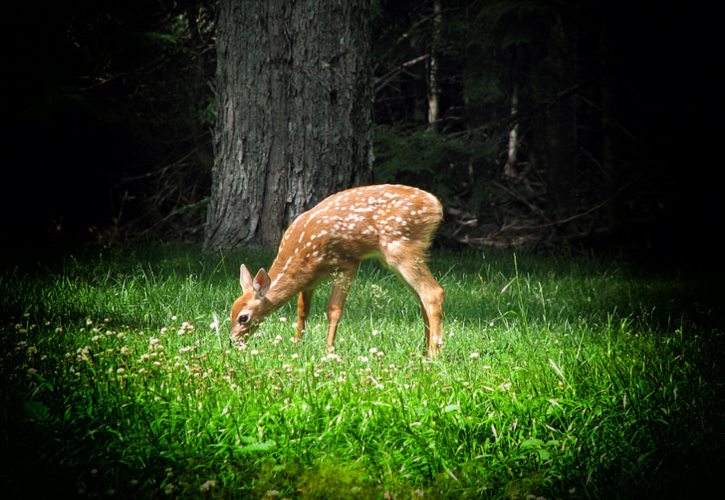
[{"x1": 2, "y1": 0, "x2": 722, "y2": 267}]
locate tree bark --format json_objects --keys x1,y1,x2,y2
[
  {"x1": 427, "y1": 0, "x2": 442, "y2": 129},
  {"x1": 205, "y1": 0, "x2": 372, "y2": 250},
  {"x1": 503, "y1": 86, "x2": 519, "y2": 178}
]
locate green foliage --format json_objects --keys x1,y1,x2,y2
[
  {"x1": 1, "y1": 246, "x2": 722, "y2": 497},
  {"x1": 373, "y1": 125, "x2": 496, "y2": 201}
]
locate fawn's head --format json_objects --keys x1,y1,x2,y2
[{"x1": 229, "y1": 264, "x2": 272, "y2": 341}]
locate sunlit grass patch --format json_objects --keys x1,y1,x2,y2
[{"x1": 1, "y1": 245, "x2": 722, "y2": 497}]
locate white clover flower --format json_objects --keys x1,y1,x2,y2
[
  {"x1": 469, "y1": 352, "x2": 480, "y2": 360},
  {"x1": 199, "y1": 480, "x2": 216, "y2": 492},
  {"x1": 177, "y1": 321, "x2": 194, "y2": 335}
]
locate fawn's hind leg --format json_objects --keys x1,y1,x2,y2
[{"x1": 391, "y1": 258, "x2": 444, "y2": 357}]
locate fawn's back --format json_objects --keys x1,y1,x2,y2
[{"x1": 271, "y1": 184, "x2": 443, "y2": 282}]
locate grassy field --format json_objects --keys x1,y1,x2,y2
[{"x1": 1, "y1": 245, "x2": 723, "y2": 498}]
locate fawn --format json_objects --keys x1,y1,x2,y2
[{"x1": 229, "y1": 184, "x2": 444, "y2": 357}]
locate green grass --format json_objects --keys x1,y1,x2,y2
[{"x1": 1, "y1": 245, "x2": 723, "y2": 498}]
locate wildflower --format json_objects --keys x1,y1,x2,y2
[
  {"x1": 86, "y1": 318, "x2": 93, "y2": 326},
  {"x1": 178, "y1": 321, "x2": 194, "y2": 336},
  {"x1": 279, "y1": 316, "x2": 288, "y2": 323},
  {"x1": 76, "y1": 346, "x2": 91, "y2": 362},
  {"x1": 171, "y1": 315, "x2": 178, "y2": 321},
  {"x1": 358, "y1": 355, "x2": 369, "y2": 363},
  {"x1": 250, "y1": 349, "x2": 259, "y2": 356},
  {"x1": 200, "y1": 480, "x2": 216, "y2": 493},
  {"x1": 164, "y1": 482, "x2": 175, "y2": 495},
  {"x1": 469, "y1": 352, "x2": 480, "y2": 360},
  {"x1": 116, "y1": 368, "x2": 126, "y2": 375},
  {"x1": 209, "y1": 318, "x2": 220, "y2": 331},
  {"x1": 371, "y1": 329, "x2": 380, "y2": 336},
  {"x1": 291, "y1": 353, "x2": 300, "y2": 360},
  {"x1": 369, "y1": 347, "x2": 378, "y2": 355},
  {"x1": 119, "y1": 346, "x2": 130, "y2": 355},
  {"x1": 149, "y1": 338, "x2": 163, "y2": 351}
]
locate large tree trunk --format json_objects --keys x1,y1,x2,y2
[{"x1": 205, "y1": 0, "x2": 372, "y2": 250}]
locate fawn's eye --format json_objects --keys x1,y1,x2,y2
[{"x1": 238, "y1": 313, "x2": 249, "y2": 325}]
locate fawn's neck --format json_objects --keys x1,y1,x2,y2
[{"x1": 264, "y1": 255, "x2": 306, "y2": 308}]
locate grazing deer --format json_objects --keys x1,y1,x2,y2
[{"x1": 229, "y1": 184, "x2": 444, "y2": 357}]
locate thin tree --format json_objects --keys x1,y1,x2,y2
[{"x1": 205, "y1": 0, "x2": 372, "y2": 250}]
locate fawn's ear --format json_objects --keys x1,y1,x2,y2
[
  {"x1": 240, "y1": 264, "x2": 254, "y2": 292},
  {"x1": 253, "y1": 268, "x2": 271, "y2": 298}
]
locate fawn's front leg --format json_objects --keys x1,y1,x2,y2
[
  {"x1": 296, "y1": 289, "x2": 314, "y2": 341},
  {"x1": 325, "y1": 263, "x2": 359, "y2": 351}
]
